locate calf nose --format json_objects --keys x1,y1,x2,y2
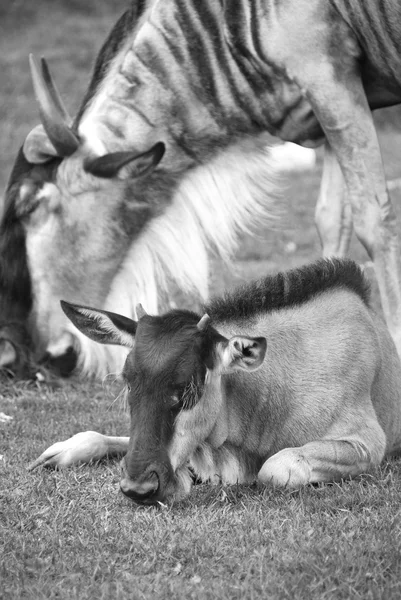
[{"x1": 120, "y1": 471, "x2": 159, "y2": 503}]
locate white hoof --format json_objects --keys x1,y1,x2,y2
[
  {"x1": 27, "y1": 431, "x2": 109, "y2": 471},
  {"x1": 258, "y1": 448, "x2": 311, "y2": 488}
]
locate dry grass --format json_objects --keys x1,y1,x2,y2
[{"x1": 1, "y1": 2, "x2": 401, "y2": 599}]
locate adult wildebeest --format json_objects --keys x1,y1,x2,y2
[
  {"x1": 2, "y1": 0, "x2": 401, "y2": 378},
  {"x1": 29, "y1": 259, "x2": 401, "y2": 504}
]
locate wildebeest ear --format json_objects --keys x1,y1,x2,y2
[
  {"x1": 84, "y1": 142, "x2": 165, "y2": 179},
  {"x1": 219, "y1": 336, "x2": 267, "y2": 372},
  {"x1": 23, "y1": 124, "x2": 60, "y2": 164},
  {"x1": 60, "y1": 301, "x2": 137, "y2": 348}
]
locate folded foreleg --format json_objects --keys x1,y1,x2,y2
[
  {"x1": 27, "y1": 431, "x2": 129, "y2": 470},
  {"x1": 258, "y1": 424, "x2": 386, "y2": 488}
]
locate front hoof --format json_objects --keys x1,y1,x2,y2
[{"x1": 258, "y1": 449, "x2": 311, "y2": 488}]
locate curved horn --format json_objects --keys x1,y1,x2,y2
[
  {"x1": 136, "y1": 303, "x2": 148, "y2": 319},
  {"x1": 197, "y1": 314, "x2": 210, "y2": 331},
  {"x1": 40, "y1": 57, "x2": 73, "y2": 126},
  {"x1": 29, "y1": 54, "x2": 79, "y2": 157}
]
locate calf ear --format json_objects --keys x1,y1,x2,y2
[
  {"x1": 60, "y1": 301, "x2": 137, "y2": 348},
  {"x1": 219, "y1": 336, "x2": 267, "y2": 372}
]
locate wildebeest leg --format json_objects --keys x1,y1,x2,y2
[
  {"x1": 315, "y1": 142, "x2": 352, "y2": 257},
  {"x1": 301, "y1": 71, "x2": 401, "y2": 353},
  {"x1": 27, "y1": 431, "x2": 129, "y2": 470},
  {"x1": 258, "y1": 416, "x2": 386, "y2": 487},
  {"x1": 271, "y1": 0, "x2": 401, "y2": 350}
]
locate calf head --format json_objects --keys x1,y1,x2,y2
[{"x1": 61, "y1": 301, "x2": 267, "y2": 504}]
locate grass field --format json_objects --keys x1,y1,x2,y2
[{"x1": 1, "y1": 2, "x2": 401, "y2": 599}]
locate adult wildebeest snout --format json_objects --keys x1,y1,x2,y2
[
  {"x1": 0, "y1": 321, "x2": 78, "y2": 378},
  {"x1": 39, "y1": 345, "x2": 78, "y2": 377},
  {"x1": 0, "y1": 322, "x2": 33, "y2": 377}
]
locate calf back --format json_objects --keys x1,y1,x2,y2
[{"x1": 214, "y1": 288, "x2": 401, "y2": 461}]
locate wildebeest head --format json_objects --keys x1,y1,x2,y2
[
  {"x1": 0, "y1": 56, "x2": 166, "y2": 377},
  {"x1": 1, "y1": 1, "x2": 284, "y2": 378},
  {"x1": 61, "y1": 300, "x2": 267, "y2": 504}
]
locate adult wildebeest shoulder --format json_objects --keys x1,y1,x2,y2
[
  {"x1": 29, "y1": 259, "x2": 401, "y2": 504},
  {"x1": 2, "y1": 0, "x2": 401, "y2": 377}
]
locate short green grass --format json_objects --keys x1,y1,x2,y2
[
  {"x1": 2, "y1": 379, "x2": 401, "y2": 600},
  {"x1": 2, "y1": 2, "x2": 401, "y2": 599}
]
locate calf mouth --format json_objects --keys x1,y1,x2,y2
[{"x1": 119, "y1": 456, "x2": 184, "y2": 505}]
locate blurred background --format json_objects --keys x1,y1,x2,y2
[{"x1": 2, "y1": 0, "x2": 401, "y2": 309}]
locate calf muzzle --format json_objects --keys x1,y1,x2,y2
[
  {"x1": 120, "y1": 454, "x2": 175, "y2": 504},
  {"x1": 120, "y1": 471, "x2": 160, "y2": 503}
]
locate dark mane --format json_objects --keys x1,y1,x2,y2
[
  {"x1": 0, "y1": 148, "x2": 34, "y2": 322},
  {"x1": 205, "y1": 258, "x2": 371, "y2": 322},
  {"x1": 1, "y1": 148, "x2": 61, "y2": 323},
  {"x1": 75, "y1": 0, "x2": 148, "y2": 125}
]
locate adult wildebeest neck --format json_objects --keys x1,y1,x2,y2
[
  {"x1": 74, "y1": 2, "x2": 147, "y2": 128},
  {"x1": 77, "y1": 0, "x2": 323, "y2": 151}
]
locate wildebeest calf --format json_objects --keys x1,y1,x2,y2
[{"x1": 29, "y1": 259, "x2": 401, "y2": 504}]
